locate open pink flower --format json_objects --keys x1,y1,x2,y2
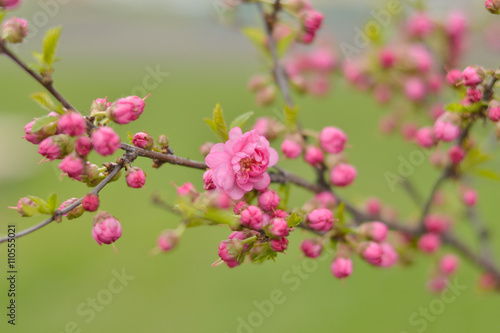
[{"x1": 205, "y1": 127, "x2": 278, "y2": 200}]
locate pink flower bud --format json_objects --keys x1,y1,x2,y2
[
  {"x1": 217, "y1": 240, "x2": 238, "y2": 264},
  {"x1": 365, "y1": 197, "x2": 381, "y2": 217},
  {"x1": 439, "y1": 254, "x2": 459, "y2": 274},
  {"x1": 270, "y1": 237, "x2": 289, "y2": 252},
  {"x1": 273, "y1": 209, "x2": 287, "y2": 219},
  {"x1": 24, "y1": 118, "x2": 57, "y2": 145},
  {"x1": 281, "y1": 139, "x2": 302, "y2": 158},
  {"x1": 404, "y1": 77, "x2": 426, "y2": 102},
  {"x1": 90, "y1": 97, "x2": 111, "y2": 113},
  {"x1": 331, "y1": 257, "x2": 353, "y2": 279},
  {"x1": 488, "y1": 101, "x2": 500, "y2": 122},
  {"x1": 401, "y1": 122, "x2": 418, "y2": 141},
  {"x1": 314, "y1": 191, "x2": 337, "y2": 209},
  {"x1": 445, "y1": 11, "x2": 467, "y2": 38},
  {"x1": 478, "y1": 272, "x2": 498, "y2": 290},
  {"x1": 233, "y1": 201, "x2": 248, "y2": 214},
  {"x1": 203, "y1": 170, "x2": 216, "y2": 191},
  {"x1": 378, "y1": 48, "x2": 396, "y2": 69},
  {"x1": 310, "y1": 48, "x2": 336, "y2": 71},
  {"x1": 10, "y1": 197, "x2": 38, "y2": 217},
  {"x1": 373, "y1": 84, "x2": 392, "y2": 104},
  {"x1": 267, "y1": 218, "x2": 289, "y2": 238},
  {"x1": 157, "y1": 230, "x2": 179, "y2": 252},
  {"x1": 91, "y1": 126, "x2": 121, "y2": 156},
  {"x1": 462, "y1": 189, "x2": 477, "y2": 207},
  {"x1": 38, "y1": 137, "x2": 63, "y2": 160},
  {"x1": 200, "y1": 142, "x2": 214, "y2": 156},
  {"x1": 255, "y1": 86, "x2": 276, "y2": 106},
  {"x1": 446, "y1": 69, "x2": 462, "y2": 86},
  {"x1": 0, "y1": 0, "x2": 21, "y2": 10},
  {"x1": 418, "y1": 233, "x2": 441, "y2": 253},
  {"x1": 132, "y1": 131, "x2": 154, "y2": 150},
  {"x1": 240, "y1": 206, "x2": 264, "y2": 230},
  {"x1": 157, "y1": 134, "x2": 169, "y2": 148},
  {"x1": 379, "y1": 243, "x2": 398, "y2": 267},
  {"x1": 359, "y1": 222, "x2": 388, "y2": 242},
  {"x1": 433, "y1": 119, "x2": 460, "y2": 142},
  {"x1": 82, "y1": 194, "x2": 99, "y2": 212},
  {"x1": 108, "y1": 96, "x2": 145, "y2": 124},
  {"x1": 75, "y1": 136, "x2": 92, "y2": 156},
  {"x1": 330, "y1": 163, "x2": 356, "y2": 187},
  {"x1": 58, "y1": 198, "x2": 84, "y2": 220},
  {"x1": 424, "y1": 214, "x2": 452, "y2": 234},
  {"x1": 252, "y1": 117, "x2": 284, "y2": 140},
  {"x1": 92, "y1": 212, "x2": 122, "y2": 245},
  {"x1": 448, "y1": 145, "x2": 466, "y2": 164},
  {"x1": 258, "y1": 190, "x2": 280, "y2": 211},
  {"x1": 304, "y1": 146, "x2": 324, "y2": 166},
  {"x1": 59, "y1": 155, "x2": 84, "y2": 180},
  {"x1": 126, "y1": 167, "x2": 146, "y2": 188},
  {"x1": 57, "y1": 112, "x2": 86, "y2": 136},
  {"x1": 378, "y1": 115, "x2": 397, "y2": 134},
  {"x1": 361, "y1": 242, "x2": 383, "y2": 265},
  {"x1": 406, "y1": 12, "x2": 434, "y2": 38},
  {"x1": 409, "y1": 45, "x2": 432, "y2": 72},
  {"x1": 319, "y1": 126, "x2": 347, "y2": 154},
  {"x1": 300, "y1": 239, "x2": 323, "y2": 258},
  {"x1": 247, "y1": 74, "x2": 268, "y2": 92},
  {"x1": 307, "y1": 208, "x2": 333, "y2": 231},
  {"x1": 415, "y1": 127, "x2": 435, "y2": 148},
  {"x1": 428, "y1": 276, "x2": 448, "y2": 293},
  {"x1": 462, "y1": 66, "x2": 484, "y2": 87},
  {"x1": 466, "y1": 87, "x2": 482, "y2": 103},
  {"x1": 302, "y1": 9, "x2": 324, "y2": 32},
  {"x1": 486, "y1": 0, "x2": 500, "y2": 14},
  {"x1": 299, "y1": 30, "x2": 315, "y2": 44},
  {"x1": 1, "y1": 16, "x2": 28, "y2": 43}
]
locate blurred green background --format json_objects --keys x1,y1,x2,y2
[{"x1": 1, "y1": 1, "x2": 499, "y2": 333}]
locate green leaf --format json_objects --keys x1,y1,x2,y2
[
  {"x1": 20, "y1": 202, "x2": 40, "y2": 217},
  {"x1": 31, "y1": 115, "x2": 58, "y2": 133},
  {"x1": 277, "y1": 183, "x2": 290, "y2": 210},
  {"x1": 445, "y1": 102, "x2": 482, "y2": 113},
  {"x1": 461, "y1": 147, "x2": 492, "y2": 171},
  {"x1": 276, "y1": 32, "x2": 295, "y2": 58},
  {"x1": 204, "y1": 103, "x2": 228, "y2": 142},
  {"x1": 241, "y1": 27, "x2": 267, "y2": 56},
  {"x1": 471, "y1": 169, "x2": 500, "y2": 181},
  {"x1": 30, "y1": 92, "x2": 60, "y2": 112},
  {"x1": 46, "y1": 194, "x2": 58, "y2": 214},
  {"x1": 26, "y1": 195, "x2": 50, "y2": 215},
  {"x1": 0, "y1": 11, "x2": 6, "y2": 24},
  {"x1": 32, "y1": 51, "x2": 44, "y2": 65},
  {"x1": 229, "y1": 111, "x2": 254, "y2": 129},
  {"x1": 43, "y1": 26, "x2": 62, "y2": 67},
  {"x1": 335, "y1": 202, "x2": 345, "y2": 225},
  {"x1": 287, "y1": 211, "x2": 302, "y2": 228},
  {"x1": 284, "y1": 104, "x2": 299, "y2": 131}
]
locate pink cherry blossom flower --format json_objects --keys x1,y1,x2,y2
[{"x1": 205, "y1": 127, "x2": 278, "y2": 200}]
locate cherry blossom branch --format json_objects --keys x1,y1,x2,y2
[{"x1": 0, "y1": 150, "x2": 135, "y2": 243}]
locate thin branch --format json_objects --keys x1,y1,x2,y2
[
  {"x1": 256, "y1": 1, "x2": 293, "y2": 107},
  {"x1": 0, "y1": 150, "x2": 136, "y2": 244},
  {"x1": 400, "y1": 179, "x2": 424, "y2": 207}
]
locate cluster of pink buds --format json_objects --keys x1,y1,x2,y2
[
  {"x1": 285, "y1": 1, "x2": 324, "y2": 44},
  {"x1": 428, "y1": 254, "x2": 460, "y2": 293}
]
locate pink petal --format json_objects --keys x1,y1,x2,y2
[
  {"x1": 213, "y1": 164, "x2": 235, "y2": 191},
  {"x1": 228, "y1": 185, "x2": 246, "y2": 200},
  {"x1": 253, "y1": 172, "x2": 270, "y2": 190},
  {"x1": 229, "y1": 127, "x2": 243, "y2": 140},
  {"x1": 205, "y1": 151, "x2": 231, "y2": 169},
  {"x1": 268, "y1": 147, "x2": 279, "y2": 167}
]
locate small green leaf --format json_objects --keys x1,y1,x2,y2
[
  {"x1": 471, "y1": 169, "x2": 500, "y2": 181},
  {"x1": 445, "y1": 103, "x2": 468, "y2": 113},
  {"x1": 204, "y1": 103, "x2": 228, "y2": 142},
  {"x1": 20, "y1": 202, "x2": 40, "y2": 217},
  {"x1": 287, "y1": 211, "x2": 302, "y2": 228},
  {"x1": 241, "y1": 27, "x2": 268, "y2": 56},
  {"x1": 30, "y1": 92, "x2": 60, "y2": 112},
  {"x1": 32, "y1": 51, "x2": 44, "y2": 65},
  {"x1": 47, "y1": 193, "x2": 58, "y2": 214},
  {"x1": 335, "y1": 202, "x2": 345, "y2": 225},
  {"x1": 284, "y1": 104, "x2": 299, "y2": 131},
  {"x1": 43, "y1": 26, "x2": 62, "y2": 67},
  {"x1": 277, "y1": 183, "x2": 290, "y2": 210},
  {"x1": 26, "y1": 195, "x2": 50, "y2": 214},
  {"x1": 229, "y1": 111, "x2": 254, "y2": 129},
  {"x1": 31, "y1": 115, "x2": 58, "y2": 133},
  {"x1": 461, "y1": 147, "x2": 492, "y2": 171},
  {"x1": 276, "y1": 32, "x2": 295, "y2": 58},
  {"x1": 0, "y1": 11, "x2": 6, "y2": 24}
]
